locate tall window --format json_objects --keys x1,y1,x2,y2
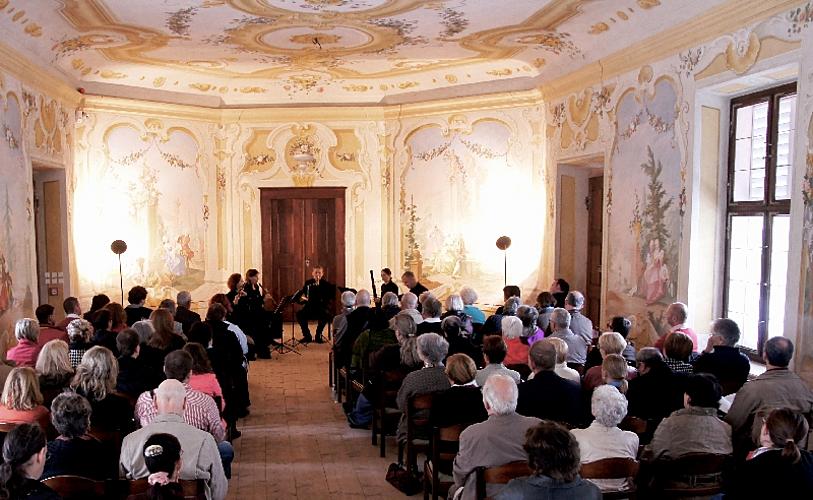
[{"x1": 724, "y1": 83, "x2": 796, "y2": 358}]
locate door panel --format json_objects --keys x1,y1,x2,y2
[{"x1": 586, "y1": 176, "x2": 603, "y2": 325}]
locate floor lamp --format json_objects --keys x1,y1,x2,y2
[
  {"x1": 110, "y1": 240, "x2": 127, "y2": 304},
  {"x1": 496, "y1": 236, "x2": 511, "y2": 287}
]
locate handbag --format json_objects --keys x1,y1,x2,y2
[{"x1": 385, "y1": 462, "x2": 422, "y2": 496}]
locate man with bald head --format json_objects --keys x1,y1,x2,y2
[
  {"x1": 451, "y1": 374, "x2": 541, "y2": 500},
  {"x1": 516, "y1": 339, "x2": 582, "y2": 426},
  {"x1": 655, "y1": 302, "x2": 698, "y2": 353},
  {"x1": 399, "y1": 292, "x2": 423, "y2": 325},
  {"x1": 565, "y1": 291, "x2": 594, "y2": 345},
  {"x1": 120, "y1": 379, "x2": 228, "y2": 500}
]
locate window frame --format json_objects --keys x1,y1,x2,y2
[{"x1": 723, "y1": 82, "x2": 796, "y2": 361}]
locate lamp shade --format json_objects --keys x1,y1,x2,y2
[
  {"x1": 495, "y1": 236, "x2": 512, "y2": 251},
  {"x1": 110, "y1": 240, "x2": 128, "y2": 255}
]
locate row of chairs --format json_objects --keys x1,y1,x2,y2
[{"x1": 41, "y1": 476, "x2": 206, "y2": 499}]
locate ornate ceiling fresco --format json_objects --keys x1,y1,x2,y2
[{"x1": 0, "y1": 0, "x2": 728, "y2": 105}]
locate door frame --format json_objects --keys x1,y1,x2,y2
[{"x1": 259, "y1": 187, "x2": 346, "y2": 299}]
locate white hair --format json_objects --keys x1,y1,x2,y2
[
  {"x1": 66, "y1": 318, "x2": 92, "y2": 343},
  {"x1": 550, "y1": 308, "x2": 571, "y2": 329},
  {"x1": 400, "y1": 292, "x2": 418, "y2": 310},
  {"x1": 501, "y1": 316, "x2": 523, "y2": 340},
  {"x1": 176, "y1": 291, "x2": 192, "y2": 307},
  {"x1": 566, "y1": 291, "x2": 585, "y2": 309},
  {"x1": 482, "y1": 374, "x2": 518, "y2": 415},
  {"x1": 131, "y1": 320, "x2": 155, "y2": 344},
  {"x1": 355, "y1": 289, "x2": 371, "y2": 306},
  {"x1": 459, "y1": 286, "x2": 478, "y2": 305},
  {"x1": 591, "y1": 385, "x2": 628, "y2": 427},
  {"x1": 14, "y1": 318, "x2": 39, "y2": 342},
  {"x1": 416, "y1": 332, "x2": 449, "y2": 365},
  {"x1": 340, "y1": 290, "x2": 356, "y2": 308},
  {"x1": 381, "y1": 291, "x2": 399, "y2": 307},
  {"x1": 445, "y1": 294, "x2": 464, "y2": 313}
]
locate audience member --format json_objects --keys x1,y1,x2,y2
[
  {"x1": 431, "y1": 354, "x2": 487, "y2": 428},
  {"x1": 131, "y1": 319, "x2": 155, "y2": 345},
  {"x1": 5, "y1": 319, "x2": 41, "y2": 368},
  {"x1": 0, "y1": 367, "x2": 50, "y2": 431},
  {"x1": 34, "y1": 304, "x2": 68, "y2": 346},
  {"x1": 663, "y1": 331, "x2": 694, "y2": 374},
  {"x1": 175, "y1": 291, "x2": 202, "y2": 335},
  {"x1": 440, "y1": 294, "x2": 473, "y2": 334},
  {"x1": 534, "y1": 291, "x2": 556, "y2": 333},
  {"x1": 139, "y1": 308, "x2": 186, "y2": 371},
  {"x1": 396, "y1": 333, "x2": 451, "y2": 443},
  {"x1": 726, "y1": 337, "x2": 813, "y2": 457},
  {"x1": 70, "y1": 346, "x2": 133, "y2": 433},
  {"x1": 550, "y1": 278, "x2": 570, "y2": 308},
  {"x1": 417, "y1": 297, "x2": 443, "y2": 335},
  {"x1": 159, "y1": 299, "x2": 185, "y2": 337},
  {"x1": 565, "y1": 291, "x2": 594, "y2": 345},
  {"x1": 692, "y1": 318, "x2": 750, "y2": 395},
  {"x1": 351, "y1": 292, "x2": 399, "y2": 369},
  {"x1": 41, "y1": 392, "x2": 116, "y2": 480},
  {"x1": 482, "y1": 297, "x2": 520, "y2": 336},
  {"x1": 729, "y1": 408, "x2": 813, "y2": 498},
  {"x1": 184, "y1": 342, "x2": 225, "y2": 416},
  {"x1": 654, "y1": 302, "x2": 698, "y2": 353},
  {"x1": 91, "y1": 309, "x2": 119, "y2": 356},
  {"x1": 66, "y1": 318, "x2": 94, "y2": 368},
  {"x1": 331, "y1": 290, "x2": 356, "y2": 348},
  {"x1": 626, "y1": 347, "x2": 685, "y2": 426},
  {"x1": 460, "y1": 286, "x2": 485, "y2": 325},
  {"x1": 442, "y1": 315, "x2": 481, "y2": 366},
  {"x1": 0, "y1": 423, "x2": 59, "y2": 499},
  {"x1": 84, "y1": 294, "x2": 110, "y2": 323},
  {"x1": 140, "y1": 433, "x2": 185, "y2": 500},
  {"x1": 125, "y1": 286, "x2": 154, "y2": 326},
  {"x1": 583, "y1": 332, "x2": 635, "y2": 391},
  {"x1": 204, "y1": 303, "x2": 249, "y2": 422},
  {"x1": 610, "y1": 316, "x2": 637, "y2": 364},
  {"x1": 398, "y1": 292, "x2": 423, "y2": 326},
  {"x1": 572, "y1": 386, "x2": 638, "y2": 492},
  {"x1": 545, "y1": 337, "x2": 580, "y2": 385},
  {"x1": 475, "y1": 335, "x2": 521, "y2": 386},
  {"x1": 116, "y1": 328, "x2": 161, "y2": 397},
  {"x1": 494, "y1": 286, "x2": 521, "y2": 316},
  {"x1": 548, "y1": 308, "x2": 587, "y2": 366},
  {"x1": 122, "y1": 379, "x2": 228, "y2": 499},
  {"x1": 451, "y1": 374, "x2": 541, "y2": 500},
  {"x1": 35, "y1": 340, "x2": 73, "y2": 408},
  {"x1": 56, "y1": 296, "x2": 82, "y2": 330},
  {"x1": 209, "y1": 295, "x2": 250, "y2": 363},
  {"x1": 335, "y1": 289, "x2": 373, "y2": 368},
  {"x1": 517, "y1": 305, "x2": 543, "y2": 345},
  {"x1": 102, "y1": 302, "x2": 128, "y2": 333},
  {"x1": 501, "y1": 316, "x2": 530, "y2": 367},
  {"x1": 516, "y1": 339, "x2": 582, "y2": 427}
]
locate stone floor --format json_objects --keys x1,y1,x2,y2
[{"x1": 227, "y1": 339, "x2": 416, "y2": 499}]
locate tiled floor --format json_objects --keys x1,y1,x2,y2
[{"x1": 227, "y1": 340, "x2": 414, "y2": 499}]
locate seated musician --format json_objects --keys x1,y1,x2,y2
[{"x1": 294, "y1": 266, "x2": 336, "y2": 344}]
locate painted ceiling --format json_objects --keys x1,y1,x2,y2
[{"x1": 0, "y1": 0, "x2": 728, "y2": 106}]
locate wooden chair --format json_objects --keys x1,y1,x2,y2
[
  {"x1": 370, "y1": 369, "x2": 406, "y2": 457},
  {"x1": 399, "y1": 392, "x2": 436, "y2": 473},
  {"x1": 0, "y1": 422, "x2": 17, "y2": 446},
  {"x1": 328, "y1": 349, "x2": 334, "y2": 389},
  {"x1": 651, "y1": 453, "x2": 729, "y2": 498},
  {"x1": 126, "y1": 478, "x2": 207, "y2": 499},
  {"x1": 423, "y1": 424, "x2": 465, "y2": 500},
  {"x1": 41, "y1": 475, "x2": 106, "y2": 499},
  {"x1": 474, "y1": 461, "x2": 532, "y2": 500},
  {"x1": 580, "y1": 457, "x2": 639, "y2": 499}
]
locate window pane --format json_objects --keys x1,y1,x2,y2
[
  {"x1": 768, "y1": 215, "x2": 790, "y2": 338},
  {"x1": 774, "y1": 95, "x2": 797, "y2": 200},
  {"x1": 726, "y1": 215, "x2": 764, "y2": 349},
  {"x1": 733, "y1": 102, "x2": 768, "y2": 201}
]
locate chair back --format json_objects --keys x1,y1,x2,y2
[
  {"x1": 432, "y1": 424, "x2": 465, "y2": 473},
  {"x1": 126, "y1": 478, "x2": 207, "y2": 499},
  {"x1": 377, "y1": 369, "x2": 406, "y2": 407},
  {"x1": 406, "y1": 392, "x2": 436, "y2": 437},
  {"x1": 654, "y1": 453, "x2": 730, "y2": 497},
  {"x1": 42, "y1": 475, "x2": 106, "y2": 499},
  {"x1": 580, "y1": 457, "x2": 639, "y2": 480},
  {"x1": 505, "y1": 363, "x2": 531, "y2": 381},
  {"x1": 619, "y1": 416, "x2": 648, "y2": 435},
  {"x1": 474, "y1": 461, "x2": 532, "y2": 500}
]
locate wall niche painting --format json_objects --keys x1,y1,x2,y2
[
  {"x1": 73, "y1": 122, "x2": 207, "y2": 304},
  {"x1": 606, "y1": 78, "x2": 683, "y2": 348},
  {"x1": 800, "y1": 111, "x2": 813, "y2": 383},
  {"x1": 400, "y1": 116, "x2": 544, "y2": 305}
]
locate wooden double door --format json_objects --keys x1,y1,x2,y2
[{"x1": 260, "y1": 188, "x2": 345, "y2": 320}]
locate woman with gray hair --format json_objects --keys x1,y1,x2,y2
[
  {"x1": 41, "y1": 392, "x2": 117, "y2": 480},
  {"x1": 571, "y1": 385, "x2": 639, "y2": 492},
  {"x1": 6, "y1": 318, "x2": 41, "y2": 368},
  {"x1": 440, "y1": 294, "x2": 473, "y2": 334},
  {"x1": 395, "y1": 333, "x2": 451, "y2": 443},
  {"x1": 502, "y1": 316, "x2": 530, "y2": 367},
  {"x1": 331, "y1": 290, "x2": 356, "y2": 347},
  {"x1": 518, "y1": 305, "x2": 544, "y2": 345},
  {"x1": 459, "y1": 286, "x2": 485, "y2": 325},
  {"x1": 70, "y1": 346, "x2": 134, "y2": 433}
]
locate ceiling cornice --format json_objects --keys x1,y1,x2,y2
[
  {"x1": 539, "y1": 0, "x2": 802, "y2": 100},
  {"x1": 0, "y1": 41, "x2": 81, "y2": 106}
]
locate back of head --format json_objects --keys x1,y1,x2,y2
[
  {"x1": 143, "y1": 432, "x2": 183, "y2": 499},
  {"x1": 158, "y1": 299, "x2": 177, "y2": 315},
  {"x1": 482, "y1": 335, "x2": 508, "y2": 364},
  {"x1": 14, "y1": 318, "x2": 39, "y2": 342},
  {"x1": 685, "y1": 373, "x2": 722, "y2": 409},
  {"x1": 441, "y1": 315, "x2": 462, "y2": 338},
  {"x1": 153, "y1": 379, "x2": 186, "y2": 413},
  {"x1": 188, "y1": 321, "x2": 213, "y2": 347},
  {"x1": 602, "y1": 354, "x2": 629, "y2": 393},
  {"x1": 667, "y1": 302, "x2": 688, "y2": 324},
  {"x1": 176, "y1": 291, "x2": 192, "y2": 308},
  {"x1": 764, "y1": 337, "x2": 794, "y2": 367},
  {"x1": 205, "y1": 303, "x2": 227, "y2": 322},
  {"x1": 391, "y1": 312, "x2": 417, "y2": 339},
  {"x1": 664, "y1": 332, "x2": 693, "y2": 361},
  {"x1": 50, "y1": 392, "x2": 91, "y2": 439},
  {"x1": 546, "y1": 337, "x2": 568, "y2": 364},
  {"x1": 610, "y1": 316, "x2": 632, "y2": 338},
  {"x1": 92, "y1": 309, "x2": 112, "y2": 332},
  {"x1": 355, "y1": 289, "x2": 371, "y2": 307},
  {"x1": 524, "y1": 421, "x2": 580, "y2": 482},
  {"x1": 0, "y1": 423, "x2": 46, "y2": 498},
  {"x1": 598, "y1": 331, "x2": 627, "y2": 356},
  {"x1": 445, "y1": 353, "x2": 477, "y2": 385},
  {"x1": 1, "y1": 367, "x2": 42, "y2": 411},
  {"x1": 591, "y1": 385, "x2": 628, "y2": 427},
  {"x1": 528, "y1": 339, "x2": 557, "y2": 371},
  {"x1": 89, "y1": 294, "x2": 110, "y2": 313},
  {"x1": 104, "y1": 302, "x2": 127, "y2": 328},
  {"x1": 502, "y1": 296, "x2": 521, "y2": 316},
  {"x1": 128, "y1": 286, "x2": 148, "y2": 305},
  {"x1": 550, "y1": 308, "x2": 571, "y2": 330},
  {"x1": 35, "y1": 340, "x2": 71, "y2": 378},
  {"x1": 63, "y1": 296, "x2": 79, "y2": 315},
  {"x1": 340, "y1": 290, "x2": 356, "y2": 308},
  {"x1": 459, "y1": 286, "x2": 478, "y2": 305},
  {"x1": 71, "y1": 346, "x2": 117, "y2": 402},
  {"x1": 163, "y1": 350, "x2": 193, "y2": 382},
  {"x1": 381, "y1": 292, "x2": 399, "y2": 308},
  {"x1": 400, "y1": 292, "x2": 418, "y2": 310},
  {"x1": 765, "y1": 408, "x2": 810, "y2": 464},
  {"x1": 565, "y1": 291, "x2": 584, "y2": 310},
  {"x1": 116, "y1": 329, "x2": 140, "y2": 357},
  {"x1": 445, "y1": 294, "x2": 464, "y2": 313},
  {"x1": 208, "y1": 294, "x2": 231, "y2": 314},
  {"x1": 637, "y1": 347, "x2": 664, "y2": 369},
  {"x1": 183, "y1": 342, "x2": 213, "y2": 374},
  {"x1": 556, "y1": 279, "x2": 570, "y2": 294},
  {"x1": 416, "y1": 332, "x2": 449, "y2": 366},
  {"x1": 422, "y1": 297, "x2": 441, "y2": 318},
  {"x1": 482, "y1": 373, "x2": 518, "y2": 415},
  {"x1": 503, "y1": 285, "x2": 521, "y2": 300},
  {"x1": 711, "y1": 318, "x2": 740, "y2": 346},
  {"x1": 35, "y1": 304, "x2": 54, "y2": 324},
  {"x1": 536, "y1": 292, "x2": 555, "y2": 308},
  {"x1": 66, "y1": 318, "x2": 92, "y2": 343},
  {"x1": 132, "y1": 320, "x2": 155, "y2": 344},
  {"x1": 501, "y1": 316, "x2": 523, "y2": 340},
  {"x1": 517, "y1": 305, "x2": 539, "y2": 331}
]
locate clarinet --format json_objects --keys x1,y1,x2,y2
[{"x1": 370, "y1": 270, "x2": 378, "y2": 302}]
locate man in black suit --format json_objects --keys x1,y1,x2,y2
[
  {"x1": 294, "y1": 266, "x2": 336, "y2": 344},
  {"x1": 334, "y1": 289, "x2": 373, "y2": 369},
  {"x1": 174, "y1": 290, "x2": 201, "y2": 334},
  {"x1": 516, "y1": 339, "x2": 582, "y2": 427},
  {"x1": 401, "y1": 270, "x2": 428, "y2": 297}
]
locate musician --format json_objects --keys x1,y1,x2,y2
[
  {"x1": 234, "y1": 269, "x2": 266, "y2": 352},
  {"x1": 294, "y1": 266, "x2": 336, "y2": 344},
  {"x1": 380, "y1": 268, "x2": 399, "y2": 296},
  {"x1": 401, "y1": 271, "x2": 428, "y2": 311}
]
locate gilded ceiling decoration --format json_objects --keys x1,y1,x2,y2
[{"x1": 0, "y1": 0, "x2": 728, "y2": 105}]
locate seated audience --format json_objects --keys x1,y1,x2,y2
[
  {"x1": 35, "y1": 340, "x2": 74, "y2": 408},
  {"x1": 41, "y1": 392, "x2": 116, "y2": 480},
  {"x1": 351, "y1": 292, "x2": 399, "y2": 369},
  {"x1": 398, "y1": 292, "x2": 423, "y2": 326},
  {"x1": 565, "y1": 291, "x2": 594, "y2": 345},
  {"x1": 83, "y1": 294, "x2": 110, "y2": 322},
  {"x1": 572, "y1": 386, "x2": 638, "y2": 492},
  {"x1": 602, "y1": 354, "x2": 631, "y2": 394},
  {"x1": 440, "y1": 294, "x2": 473, "y2": 334},
  {"x1": 548, "y1": 308, "x2": 587, "y2": 366},
  {"x1": 209, "y1": 294, "x2": 251, "y2": 363},
  {"x1": 66, "y1": 318, "x2": 93, "y2": 368},
  {"x1": 125, "y1": 285, "x2": 153, "y2": 326},
  {"x1": 396, "y1": 333, "x2": 451, "y2": 443},
  {"x1": 442, "y1": 316, "x2": 481, "y2": 366},
  {"x1": 517, "y1": 305, "x2": 543, "y2": 345},
  {"x1": 692, "y1": 318, "x2": 750, "y2": 395},
  {"x1": 516, "y1": 340, "x2": 582, "y2": 427},
  {"x1": 159, "y1": 298, "x2": 185, "y2": 337},
  {"x1": 0, "y1": 367, "x2": 50, "y2": 431},
  {"x1": 611, "y1": 316, "x2": 637, "y2": 364},
  {"x1": 331, "y1": 290, "x2": 356, "y2": 348},
  {"x1": 475, "y1": 335, "x2": 521, "y2": 386},
  {"x1": 116, "y1": 328, "x2": 162, "y2": 397},
  {"x1": 647, "y1": 373, "x2": 732, "y2": 461},
  {"x1": 56, "y1": 296, "x2": 82, "y2": 330},
  {"x1": 482, "y1": 296, "x2": 520, "y2": 336},
  {"x1": 534, "y1": 291, "x2": 555, "y2": 333},
  {"x1": 550, "y1": 278, "x2": 570, "y2": 308},
  {"x1": 726, "y1": 337, "x2": 813, "y2": 457},
  {"x1": 334, "y1": 290, "x2": 373, "y2": 368},
  {"x1": 626, "y1": 347, "x2": 685, "y2": 425},
  {"x1": 122, "y1": 379, "x2": 227, "y2": 500},
  {"x1": 729, "y1": 407, "x2": 813, "y2": 498},
  {"x1": 102, "y1": 302, "x2": 128, "y2": 333},
  {"x1": 131, "y1": 319, "x2": 155, "y2": 345},
  {"x1": 204, "y1": 303, "x2": 249, "y2": 422},
  {"x1": 431, "y1": 354, "x2": 488, "y2": 428},
  {"x1": 545, "y1": 337, "x2": 580, "y2": 385},
  {"x1": 654, "y1": 302, "x2": 698, "y2": 353},
  {"x1": 0, "y1": 423, "x2": 59, "y2": 499},
  {"x1": 34, "y1": 304, "x2": 68, "y2": 346},
  {"x1": 141, "y1": 433, "x2": 186, "y2": 499},
  {"x1": 6, "y1": 319, "x2": 40, "y2": 368},
  {"x1": 175, "y1": 290, "x2": 202, "y2": 335},
  {"x1": 501, "y1": 316, "x2": 530, "y2": 367},
  {"x1": 498, "y1": 421, "x2": 602, "y2": 500},
  {"x1": 138, "y1": 308, "x2": 186, "y2": 372},
  {"x1": 91, "y1": 309, "x2": 119, "y2": 356},
  {"x1": 184, "y1": 342, "x2": 225, "y2": 415},
  {"x1": 416, "y1": 297, "x2": 443, "y2": 335},
  {"x1": 583, "y1": 332, "x2": 635, "y2": 391},
  {"x1": 663, "y1": 331, "x2": 695, "y2": 374},
  {"x1": 460, "y1": 286, "x2": 485, "y2": 325},
  {"x1": 70, "y1": 346, "x2": 133, "y2": 433},
  {"x1": 451, "y1": 374, "x2": 541, "y2": 500}
]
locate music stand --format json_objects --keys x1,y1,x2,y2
[
  {"x1": 271, "y1": 295, "x2": 301, "y2": 356},
  {"x1": 283, "y1": 296, "x2": 309, "y2": 352}
]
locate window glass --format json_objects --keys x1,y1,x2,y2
[
  {"x1": 726, "y1": 215, "x2": 764, "y2": 349},
  {"x1": 732, "y1": 102, "x2": 768, "y2": 202},
  {"x1": 774, "y1": 95, "x2": 796, "y2": 200},
  {"x1": 768, "y1": 215, "x2": 790, "y2": 338}
]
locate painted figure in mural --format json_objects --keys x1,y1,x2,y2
[
  {"x1": 177, "y1": 234, "x2": 195, "y2": 269},
  {"x1": 0, "y1": 254, "x2": 12, "y2": 315},
  {"x1": 643, "y1": 238, "x2": 669, "y2": 305}
]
